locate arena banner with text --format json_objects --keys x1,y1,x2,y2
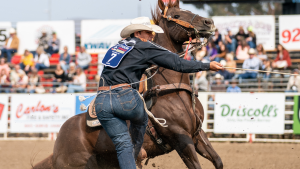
[
  {"x1": 81, "y1": 19, "x2": 131, "y2": 54},
  {"x1": 16, "y1": 21, "x2": 75, "y2": 54},
  {"x1": 214, "y1": 93, "x2": 285, "y2": 134},
  {"x1": 212, "y1": 16, "x2": 275, "y2": 50},
  {"x1": 75, "y1": 94, "x2": 96, "y2": 115},
  {"x1": 293, "y1": 96, "x2": 300, "y2": 134},
  {"x1": 279, "y1": 15, "x2": 300, "y2": 51},
  {"x1": 0, "y1": 95, "x2": 8, "y2": 133},
  {"x1": 10, "y1": 94, "x2": 75, "y2": 133},
  {"x1": 0, "y1": 22, "x2": 12, "y2": 48}
]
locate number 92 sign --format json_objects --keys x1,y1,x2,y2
[{"x1": 279, "y1": 15, "x2": 300, "y2": 50}]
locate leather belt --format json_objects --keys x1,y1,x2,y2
[{"x1": 98, "y1": 83, "x2": 131, "y2": 91}]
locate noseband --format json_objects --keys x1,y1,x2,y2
[{"x1": 162, "y1": 6, "x2": 200, "y2": 38}]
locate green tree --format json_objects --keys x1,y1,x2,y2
[{"x1": 192, "y1": 2, "x2": 282, "y2": 16}]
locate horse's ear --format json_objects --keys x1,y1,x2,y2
[
  {"x1": 171, "y1": 0, "x2": 180, "y2": 8},
  {"x1": 158, "y1": 0, "x2": 166, "y2": 11}
]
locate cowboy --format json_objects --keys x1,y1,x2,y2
[
  {"x1": 1, "y1": 28, "x2": 19, "y2": 62},
  {"x1": 95, "y1": 17, "x2": 223, "y2": 169}
]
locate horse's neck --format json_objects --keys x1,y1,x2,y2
[{"x1": 152, "y1": 21, "x2": 190, "y2": 85}]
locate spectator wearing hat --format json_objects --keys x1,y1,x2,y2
[
  {"x1": 46, "y1": 32, "x2": 60, "y2": 55},
  {"x1": 20, "y1": 50, "x2": 34, "y2": 73},
  {"x1": 59, "y1": 46, "x2": 71, "y2": 72},
  {"x1": 272, "y1": 44, "x2": 291, "y2": 69},
  {"x1": 211, "y1": 73, "x2": 226, "y2": 92},
  {"x1": 0, "y1": 28, "x2": 19, "y2": 62},
  {"x1": 238, "y1": 48, "x2": 261, "y2": 79},
  {"x1": 38, "y1": 30, "x2": 49, "y2": 51},
  {"x1": 194, "y1": 71, "x2": 208, "y2": 91},
  {"x1": 246, "y1": 26, "x2": 256, "y2": 49},
  {"x1": 0, "y1": 58, "x2": 11, "y2": 77},
  {"x1": 226, "y1": 80, "x2": 241, "y2": 93},
  {"x1": 225, "y1": 28, "x2": 236, "y2": 53},
  {"x1": 33, "y1": 46, "x2": 50, "y2": 71},
  {"x1": 15, "y1": 71, "x2": 28, "y2": 93},
  {"x1": 286, "y1": 69, "x2": 300, "y2": 93},
  {"x1": 10, "y1": 64, "x2": 25, "y2": 86},
  {"x1": 77, "y1": 46, "x2": 92, "y2": 70},
  {"x1": 217, "y1": 60, "x2": 233, "y2": 80},
  {"x1": 236, "y1": 40, "x2": 250, "y2": 60}
]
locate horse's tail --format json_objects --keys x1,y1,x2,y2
[{"x1": 31, "y1": 154, "x2": 53, "y2": 169}]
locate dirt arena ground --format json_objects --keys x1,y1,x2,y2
[{"x1": 0, "y1": 141, "x2": 299, "y2": 169}]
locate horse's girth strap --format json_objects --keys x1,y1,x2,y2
[
  {"x1": 150, "y1": 83, "x2": 196, "y2": 96},
  {"x1": 163, "y1": 7, "x2": 195, "y2": 29}
]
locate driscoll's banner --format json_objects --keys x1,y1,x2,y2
[
  {"x1": 293, "y1": 96, "x2": 300, "y2": 134},
  {"x1": 10, "y1": 94, "x2": 75, "y2": 133},
  {"x1": 214, "y1": 93, "x2": 285, "y2": 134}
]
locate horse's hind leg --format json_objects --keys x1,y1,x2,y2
[
  {"x1": 32, "y1": 154, "x2": 53, "y2": 169},
  {"x1": 194, "y1": 129, "x2": 223, "y2": 169},
  {"x1": 169, "y1": 133, "x2": 202, "y2": 169}
]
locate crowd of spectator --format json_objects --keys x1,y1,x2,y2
[
  {"x1": 0, "y1": 28, "x2": 91, "y2": 93},
  {"x1": 191, "y1": 25, "x2": 294, "y2": 93}
]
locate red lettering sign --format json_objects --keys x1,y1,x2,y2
[
  {"x1": 0, "y1": 103, "x2": 4, "y2": 120},
  {"x1": 16, "y1": 101, "x2": 59, "y2": 118}
]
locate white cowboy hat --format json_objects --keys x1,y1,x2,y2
[
  {"x1": 248, "y1": 48, "x2": 256, "y2": 55},
  {"x1": 120, "y1": 17, "x2": 164, "y2": 38},
  {"x1": 9, "y1": 28, "x2": 16, "y2": 34}
]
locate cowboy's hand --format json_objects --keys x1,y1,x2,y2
[{"x1": 209, "y1": 61, "x2": 223, "y2": 71}]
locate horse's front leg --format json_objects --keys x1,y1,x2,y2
[{"x1": 168, "y1": 132, "x2": 202, "y2": 169}]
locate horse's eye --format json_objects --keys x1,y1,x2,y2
[{"x1": 174, "y1": 15, "x2": 180, "y2": 19}]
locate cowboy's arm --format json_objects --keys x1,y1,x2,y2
[{"x1": 146, "y1": 46, "x2": 222, "y2": 72}]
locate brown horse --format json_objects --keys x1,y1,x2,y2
[{"x1": 33, "y1": 0, "x2": 222, "y2": 168}]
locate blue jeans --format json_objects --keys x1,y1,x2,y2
[
  {"x1": 35, "y1": 63, "x2": 48, "y2": 71},
  {"x1": 66, "y1": 84, "x2": 84, "y2": 93},
  {"x1": 238, "y1": 72, "x2": 257, "y2": 79},
  {"x1": 95, "y1": 88, "x2": 148, "y2": 169},
  {"x1": 60, "y1": 63, "x2": 69, "y2": 72},
  {"x1": 248, "y1": 41, "x2": 256, "y2": 49},
  {"x1": 78, "y1": 64, "x2": 89, "y2": 70},
  {"x1": 226, "y1": 38, "x2": 237, "y2": 53},
  {"x1": 1, "y1": 48, "x2": 17, "y2": 62}
]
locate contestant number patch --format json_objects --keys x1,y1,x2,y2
[{"x1": 102, "y1": 43, "x2": 134, "y2": 68}]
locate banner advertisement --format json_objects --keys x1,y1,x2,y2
[
  {"x1": 75, "y1": 94, "x2": 96, "y2": 115},
  {"x1": 16, "y1": 21, "x2": 75, "y2": 54},
  {"x1": 198, "y1": 93, "x2": 208, "y2": 132},
  {"x1": 0, "y1": 95, "x2": 8, "y2": 133},
  {"x1": 212, "y1": 16, "x2": 275, "y2": 50},
  {"x1": 0, "y1": 22, "x2": 12, "y2": 48},
  {"x1": 214, "y1": 93, "x2": 285, "y2": 134},
  {"x1": 279, "y1": 15, "x2": 300, "y2": 50},
  {"x1": 293, "y1": 96, "x2": 300, "y2": 134},
  {"x1": 10, "y1": 94, "x2": 75, "y2": 133},
  {"x1": 81, "y1": 19, "x2": 131, "y2": 54}
]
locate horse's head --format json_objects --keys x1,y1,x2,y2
[{"x1": 153, "y1": 0, "x2": 215, "y2": 44}]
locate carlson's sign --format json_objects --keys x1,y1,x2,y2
[
  {"x1": 10, "y1": 94, "x2": 75, "y2": 133},
  {"x1": 214, "y1": 93, "x2": 285, "y2": 134}
]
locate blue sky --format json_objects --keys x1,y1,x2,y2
[{"x1": 0, "y1": 0, "x2": 208, "y2": 22}]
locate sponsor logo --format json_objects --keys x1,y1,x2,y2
[
  {"x1": 219, "y1": 104, "x2": 278, "y2": 117},
  {"x1": 16, "y1": 101, "x2": 59, "y2": 118}
]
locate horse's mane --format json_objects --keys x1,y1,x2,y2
[{"x1": 151, "y1": 0, "x2": 179, "y2": 25}]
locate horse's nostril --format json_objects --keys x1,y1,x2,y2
[{"x1": 204, "y1": 19, "x2": 212, "y2": 25}]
